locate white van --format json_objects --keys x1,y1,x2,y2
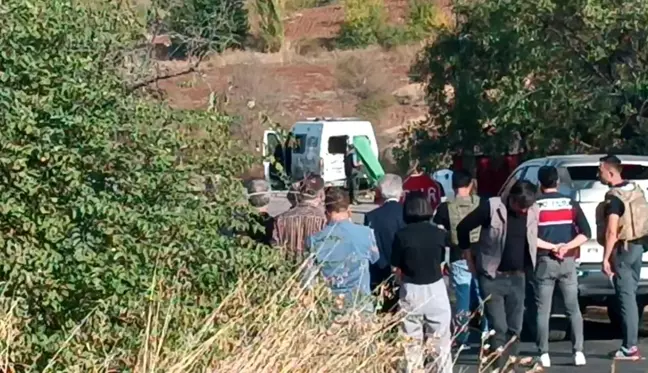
[{"x1": 262, "y1": 118, "x2": 379, "y2": 188}]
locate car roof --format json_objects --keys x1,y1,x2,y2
[{"x1": 520, "y1": 154, "x2": 648, "y2": 167}]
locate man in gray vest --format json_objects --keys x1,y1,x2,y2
[
  {"x1": 458, "y1": 180, "x2": 539, "y2": 372},
  {"x1": 433, "y1": 169, "x2": 489, "y2": 348}
]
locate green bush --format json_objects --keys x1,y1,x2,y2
[
  {"x1": 151, "y1": 0, "x2": 249, "y2": 57},
  {"x1": 337, "y1": 0, "x2": 447, "y2": 49},
  {"x1": 403, "y1": 0, "x2": 648, "y2": 160},
  {"x1": 337, "y1": 0, "x2": 388, "y2": 49},
  {"x1": 0, "y1": 0, "x2": 288, "y2": 369},
  {"x1": 406, "y1": 0, "x2": 446, "y2": 39},
  {"x1": 254, "y1": 0, "x2": 285, "y2": 52}
]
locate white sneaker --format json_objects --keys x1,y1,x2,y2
[
  {"x1": 539, "y1": 353, "x2": 551, "y2": 367},
  {"x1": 574, "y1": 351, "x2": 586, "y2": 366}
]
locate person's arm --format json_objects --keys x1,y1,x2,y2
[
  {"x1": 391, "y1": 233, "x2": 404, "y2": 280},
  {"x1": 353, "y1": 152, "x2": 361, "y2": 168},
  {"x1": 603, "y1": 196, "x2": 623, "y2": 277},
  {"x1": 301, "y1": 236, "x2": 318, "y2": 289},
  {"x1": 457, "y1": 199, "x2": 490, "y2": 272},
  {"x1": 432, "y1": 203, "x2": 451, "y2": 231},
  {"x1": 367, "y1": 229, "x2": 380, "y2": 264},
  {"x1": 559, "y1": 201, "x2": 591, "y2": 253},
  {"x1": 271, "y1": 217, "x2": 281, "y2": 246},
  {"x1": 537, "y1": 238, "x2": 558, "y2": 251}
]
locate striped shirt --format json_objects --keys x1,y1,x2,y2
[
  {"x1": 272, "y1": 202, "x2": 327, "y2": 262},
  {"x1": 536, "y1": 191, "x2": 591, "y2": 258}
]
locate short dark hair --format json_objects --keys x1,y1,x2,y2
[
  {"x1": 325, "y1": 187, "x2": 349, "y2": 213},
  {"x1": 403, "y1": 191, "x2": 434, "y2": 224},
  {"x1": 508, "y1": 180, "x2": 537, "y2": 209},
  {"x1": 600, "y1": 154, "x2": 622, "y2": 172},
  {"x1": 452, "y1": 169, "x2": 473, "y2": 189},
  {"x1": 538, "y1": 166, "x2": 559, "y2": 189}
]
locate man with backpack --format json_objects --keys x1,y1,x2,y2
[
  {"x1": 433, "y1": 169, "x2": 489, "y2": 349},
  {"x1": 598, "y1": 155, "x2": 647, "y2": 359}
]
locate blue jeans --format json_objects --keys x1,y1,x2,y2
[{"x1": 451, "y1": 260, "x2": 489, "y2": 345}]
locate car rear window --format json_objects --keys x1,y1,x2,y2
[{"x1": 567, "y1": 165, "x2": 648, "y2": 180}]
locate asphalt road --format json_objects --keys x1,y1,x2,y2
[{"x1": 268, "y1": 195, "x2": 648, "y2": 372}]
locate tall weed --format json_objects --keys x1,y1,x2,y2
[{"x1": 253, "y1": 0, "x2": 285, "y2": 52}]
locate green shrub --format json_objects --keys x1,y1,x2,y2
[
  {"x1": 0, "y1": 0, "x2": 288, "y2": 369},
  {"x1": 254, "y1": 0, "x2": 285, "y2": 52},
  {"x1": 406, "y1": 0, "x2": 448, "y2": 40},
  {"x1": 152, "y1": 0, "x2": 249, "y2": 57},
  {"x1": 337, "y1": 0, "x2": 388, "y2": 49}
]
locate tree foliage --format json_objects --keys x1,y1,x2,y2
[
  {"x1": 402, "y1": 0, "x2": 648, "y2": 161},
  {"x1": 150, "y1": 0, "x2": 248, "y2": 57},
  {"x1": 0, "y1": 0, "x2": 285, "y2": 369}
]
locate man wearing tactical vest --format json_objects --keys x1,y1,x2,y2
[
  {"x1": 598, "y1": 155, "x2": 648, "y2": 359},
  {"x1": 457, "y1": 180, "x2": 539, "y2": 372},
  {"x1": 534, "y1": 166, "x2": 590, "y2": 367},
  {"x1": 433, "y1": 169, "x2": 489, "y2": 348}
]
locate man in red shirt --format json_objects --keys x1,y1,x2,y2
[{"x1": 401, "y1": 160, "x2": 444, "y2": 211}]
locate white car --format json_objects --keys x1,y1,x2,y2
[{"x1": 500, "y1": 154, "x2": 648, "y2": 341}]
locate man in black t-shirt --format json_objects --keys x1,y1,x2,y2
[
  {"x1": 598, "y1": 155, "x2": 643, "y2": 359},
  {"x1": 344, "y1": 143, "x2": 360, "y2": 205}
]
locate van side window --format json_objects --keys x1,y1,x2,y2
[
  {"x1": 328, "y1": 136, "x2": 348, "y2": 154},
  {"x1": 498, "y1": 167, "x2": 526, "y2": 198},
  {"x1": 524, "y1": 166, "x2": 540, "y2": 186}
]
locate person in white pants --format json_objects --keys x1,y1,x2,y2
[{"x1": 392, "y1": 191, "x2": 453, "y2": 373}]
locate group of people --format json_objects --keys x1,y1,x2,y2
[{"x1": 244, "y1": 154, "x2": 645, "y2": 373}]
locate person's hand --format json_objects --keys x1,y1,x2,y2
[
  {"x1": 557, "y1": 244, "x2": 571, "y2": 259},
  {"x1": 462, "y1": 250, "x2": 476, "y2": 274},
  {"x1": 602, "y1": 259, "x2": 614, "y2": 278},
  {"x1": 441, "y1": 262, "x2": 450, "y2": 277}
]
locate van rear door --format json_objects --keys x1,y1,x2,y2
[{"x1": 323, "y1": 135, "x2": 348, "y2": 185}]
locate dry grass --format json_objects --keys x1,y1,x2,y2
[
  {"x1": 334, "y1": 54, "x2": 395, "y2": 122},
  {"x1": 0, "y1": 262, "x2": 541, "y2": 373}
]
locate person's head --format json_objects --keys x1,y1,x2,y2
[
  {"x1": 598, "y1": 154, "x2": 623, "y2": 185},
  {"x1": 403, "y1": 191, "x2": 434, "y2": 224},
  {"x1": 538, "y1": 165, "x2": 559, "y2": 190},
  {"x1": 377, "y1": 174, "x2": 403, "y2": 202},
  {"x1": 452, "y1": 169, "x2": 473, "y2": 196},
  {"x1": 324, "y1": 187, "x2": 351, "y2": 220},
  {"x1": 246, "y1": 179, "x2": 270, "y2": 211},
  {"x1": 507, "y1": 180, "x2": 537, "y2": 215},
  {"x1": 299, "y1": 174, "x2": 325, "y2": 203},
  {"x1": 407, "y1": 159, "x2": 424, "y2": 175}
]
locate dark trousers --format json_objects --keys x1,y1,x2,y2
[
  {"x1": 479, "y1": 272, "x2": 526, "y2": 370},
  {"x1": 346, "y1": 172, "x2": 357, "y2": 202}
]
